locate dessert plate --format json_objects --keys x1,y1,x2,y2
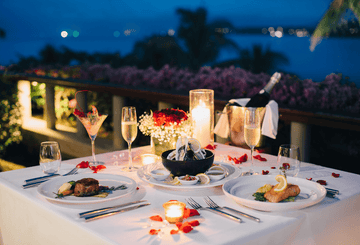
[
  {"x1": 137, "y1": 161, "x2": 241, "y2": 189},
  {"x1": 223, "y1": 175, "x2": 326, "y2": 212},
  {"x1": 37, "y1": 173, "x2": 137, "y2": 204}
]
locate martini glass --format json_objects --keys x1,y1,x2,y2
[{"x1": 74, "y1": 106, "x2": 108, "y2": 162}]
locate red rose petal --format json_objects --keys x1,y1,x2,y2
[
  {"x1": 149, "y1": 215, "x2": 163, "y2": 222},
  {"x1": 331, "y1": 173, "x2": 340, "y2": 178},
  {"x1": 271, "y1": 167, "x2": 276, "y2": 169},
  {"x1": 316, "y1": 180, "x2": 327, "y2": 185},
  {"x1": 149, "y1": 229, "x2": 160, "y2": 235},
  {"x1": 306, "y1": 178, "x2": 313, "y2": 181},
  {"x1": 262, "y1": 170, "x2": 269, "y2": 175},
  {"x1": 188, "y1": 220, "x2": 200, "y2": 227},
  {"x1": 176, "y1": 222, "x2": 183, "y2": 229},
  {"x1": 180, "y1": 225, "x2": 193, "y2": 233},
  {"x1": 170, "y1": 229, "x2": 179, "y2": 235},
  {"x1": 189, "y1": 209, "x2": 200, "y2": 217}
]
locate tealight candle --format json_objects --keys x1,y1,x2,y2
[
  {"x1": 163, "y1": 200, "x2": 186, "y2": 223},
  {"x1": 140, "y1": 154, "x2": 159, "y2": 165}
]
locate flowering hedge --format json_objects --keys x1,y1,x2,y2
[{"x1": 12, "y1": 64, "x2": 360, "y2": 115}]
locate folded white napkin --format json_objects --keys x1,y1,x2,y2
[{"x1": 214, "y1": 98, "x2": 278, "y2": 139}]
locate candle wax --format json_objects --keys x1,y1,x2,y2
[{"x1": 191, "y1": 106, "x2": 211, "y2": 147}]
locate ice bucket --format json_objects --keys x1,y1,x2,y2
[{"x1": 225, "y1": 104, "x2": 266, "y2": 148}]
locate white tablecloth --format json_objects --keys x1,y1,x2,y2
[{"x1": 1, "y1": 144, "x2": 360, "y2": 245}]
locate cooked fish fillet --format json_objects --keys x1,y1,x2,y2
[{"x1": 264, "y1": 184, "x2": 300, "y2": 203}]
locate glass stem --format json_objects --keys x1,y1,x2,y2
[
  {"x1": 250, "y1": 146, "x2": 254, "y2": 174},
  {"x1": 91, "y1": 139, "x2": 96, "y2": 162},
  {"x1": 128, "y1": 142, "x2": 132, "y2": 169}
]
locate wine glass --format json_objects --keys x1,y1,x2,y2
[
  {"x1": 74, "y1": 107, "x2": 108, "y2": 162},
  {"x1": 244, "y1": 108, "x2": 261, "y2": 175},
  {"x1": 277, "y1": 144, "x2": 300, "y2": 178},
  {"x1": 121, "y1": 106, "x2": 138, "y2": 172},
  {"x1": 39, "y1": 141, "x2": 61, "y2": 174}
]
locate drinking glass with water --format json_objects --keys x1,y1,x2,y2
[{"x1": 39, "y1": 141, "x2": 62, "y2": 174}]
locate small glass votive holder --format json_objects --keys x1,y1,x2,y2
[
  {"x1": 139, "y1": 154, "x2": 159, "y2": 165},
  {"x1": 163, "y1": 200, "x2": 186, "y2": 224}
]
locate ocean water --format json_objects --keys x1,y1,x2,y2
[{"x1": 1, "y1": 34, "x2": 360, "y2": 86}]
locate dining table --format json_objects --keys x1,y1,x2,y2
[{"x1": 1, "y1": 143, "x2": 359, "y2": 245}]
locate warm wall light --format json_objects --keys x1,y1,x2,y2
[
  {"x1": 163, "y1": 200, "x2": 186, "y2": 224},
  {"x1": 189, "y1": 89, "x2": 214, "y2": 148}
]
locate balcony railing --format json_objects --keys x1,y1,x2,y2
[{"x1": 5, "y1": 73, "x2": 360, "y2": 162}]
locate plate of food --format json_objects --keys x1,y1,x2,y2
[
  {"x1": 222, "y1": 175, "x2": 326, "y2": 212},
  {"x1": 37, "y1": 173, "x2": 137, "y2": 204},
  {"x1": 137, "y1": 161, "x2": 241, "y2": 189}
]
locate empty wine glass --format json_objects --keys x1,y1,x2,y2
[
  {"x1": 244, "y1": 108, "x2": 261, "y2": 175},
  {"x1": 277, "y1": 144, "x2": 300, "y2": 178},
  {"x1": 121, "y1": 106, "x2": 138, "y2": 172},
  {"x1": 39, "y1": 141, "x2": 61, "y2": 174}
]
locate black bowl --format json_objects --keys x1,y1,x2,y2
[{"x1": 161, "y1": 149, "x2": 215, "y2": 176}]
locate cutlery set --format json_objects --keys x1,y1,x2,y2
[
  {"x1": 79, "y1": 200, "x2": 150, "y2": 222},
  {"x1": 186, "y1": 197, "x2": 261, "y2": 223},
  {"x1": 22, "y1": 167, "x2": 78, "y2": 189}
]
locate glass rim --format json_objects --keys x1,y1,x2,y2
[
  {"x1": 40, "y1": 141, "x2": 59, "y2": 145},
  {"x1": 279, "y1": 144, "x2": 299, "y2": 149}
]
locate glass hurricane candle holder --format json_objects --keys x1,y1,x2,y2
[
  {"x1": 163, "y1": 200, "x2": 186, "y2": 224},
  {"x1": 189, "y1": 89, "x2": 214, "y2": 148}
]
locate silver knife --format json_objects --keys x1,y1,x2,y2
[
  {"x1": 22, "y1": 179, "x2": 49, "y2": 189},
  {"x1": 79, "y1": 200, "x2": 147, "y2": 218},
  {"x1": 222, "y1": 206, "x2": 260, "y2": 222},
  {"x1": 84, "y1": 203, "x2": 150, "y2": 222},
  {"x1": 25, "y1": 174, "x2": 60, "y2": 184},
  {"x1": 205, "y1": 208, "x2": 242, "y2": 223}
]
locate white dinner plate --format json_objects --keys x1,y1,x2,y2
[
  {"x1": 37, "y1": 173, "x2": 137, "y2": 204},
  {"x1": 222, "y1": 175, "x2": 326, "y2": 212},
  {"x1": 137, "y1": 161, "x2": 241, "y2": 189}
]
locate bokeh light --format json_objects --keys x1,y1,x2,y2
[
  {"x1": 168, "y1": 29, "x2": 175, "y2": 36},
  {"x1": 113, "y1": 31, "x2": 120, "y2": 37},
  {"x1": 73, "y1": 30, "x2": 79, "y2": 37},
  {"x1": 61, "y1": 31, "x2": 68, "y2": 38}
]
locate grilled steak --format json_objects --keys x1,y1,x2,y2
[{"x1": 74, "y1": 178, "x2": 99, "y2": 197}]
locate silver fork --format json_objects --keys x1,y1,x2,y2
[
  {"x1": 204, "y1": 196, "x2": 260, "y2": 223},
  {"x1": 22, "y1": 167, "x2": 78, "y2": 189},
  {"x1": 186, "y1": 197, "x2": 242, "y2": 223}
]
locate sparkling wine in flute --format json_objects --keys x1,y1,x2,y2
[
  {"x1": 121, "y1": 121, "x2": 138, "y2": 143},
  {"x1": 244, "y1": 125, "x2": 261, "y2": 147},
  {"x1": 121, "y1": 106, "x2": 138, "y2": 172},
  {"x1": 245, "y1": 72, "x2": 281, "y2": 107}
]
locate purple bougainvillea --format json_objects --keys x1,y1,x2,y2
[{"x1": 20, "y1": 64, "x2": 360, "y2": 115}]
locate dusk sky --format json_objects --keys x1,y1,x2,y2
[
  {"x1": 4, "y1": 0, "x2": 359, "y2": 85},
  {"x1": 1, "y1": 0, "x2": 332, "y2": 42}
]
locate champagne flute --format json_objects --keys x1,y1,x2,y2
[
  {"x1": 121, "y1": 106, "x2": 138, "y2": 172},
  {"x1": 244, "y1": 108, "x2": 261, "y2": 175},
  {"x1": 277, "y1": 144, "x2": 300, "y2": 178},
  {"x1": 39, "y1": 141, "x2": 61, "y2": 174}
]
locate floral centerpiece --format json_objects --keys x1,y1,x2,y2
[{"x1": 139, "y1": 108, "x2": 193, "y2": 156}]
